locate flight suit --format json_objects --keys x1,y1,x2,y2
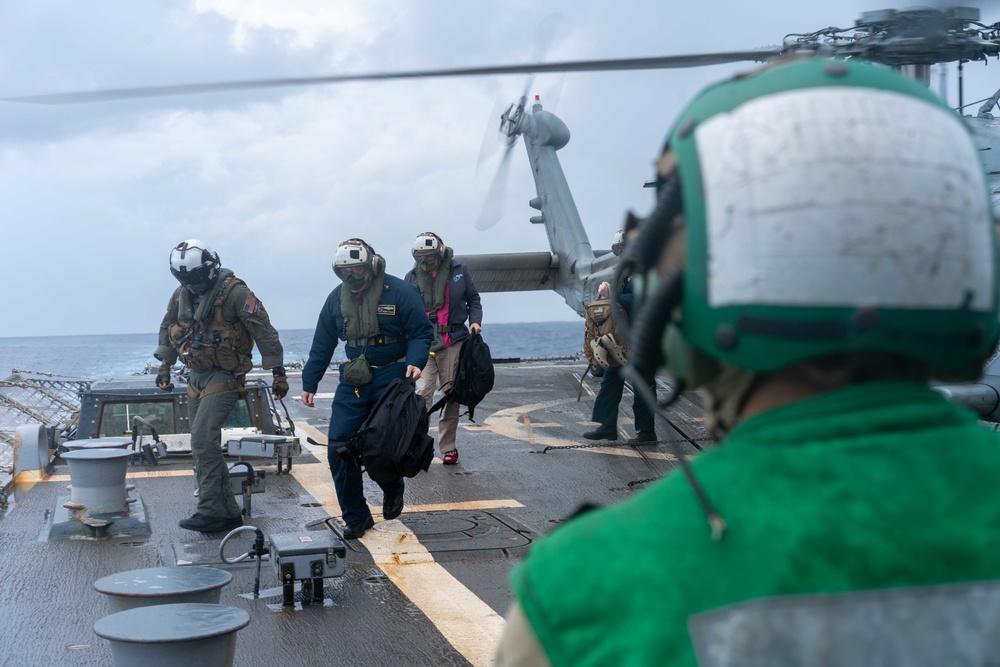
[
  {"x1": 301, "y1": 274, "x2": 434, "y2": 525},
  {"x1": 155, "y1": 268, "x2": 284, "y2": 520}
]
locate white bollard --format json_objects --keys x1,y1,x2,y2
[{"x1": 13, "y1": 424, "x2": 48, "y2": 478}]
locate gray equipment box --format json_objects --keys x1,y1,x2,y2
[
  {"x1": 269, "y1": 532, "x2": 347, "y2": 580},
  {"x1": 226, "y1": 434, "x2": 301, "y2": 459},
  {"x1": 227, "y1": 464, "x2": 265, "y2": 495}
]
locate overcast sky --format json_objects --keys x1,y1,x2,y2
[{"x1": 3, "y1": 1, "x2": 1000, "y2": 338}]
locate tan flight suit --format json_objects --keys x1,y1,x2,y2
[{"x1": 155, "y1": 269, "x2": 284, "y2": 519}]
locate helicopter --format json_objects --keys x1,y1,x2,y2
[
  {"x1": 10, "y1": 4, "x2": 1000, "y2": 321},
  {"x1": 8, "y1": 3, "x2": 1000, "y2": 424}
]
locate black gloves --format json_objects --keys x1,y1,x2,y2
[
  {"x1": 272, "y1": 367, "x2": 289, "y2": 400},
  {"x1": 156, "y1": 363, "x2": 174, "y2": 392}
]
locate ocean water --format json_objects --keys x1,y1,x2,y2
[
  {"x1": 0, "y1": 321, "x2": 583, "y2": 380},
  {"x1": 0, "y1": 322, "x2": 582, "y2": 482}
]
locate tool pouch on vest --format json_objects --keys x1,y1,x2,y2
[
  {"x1": 214, "y1": 328, "x2": 253, "y2": 374},
  {"x1": 342, "y1": 356, "x2": 374, "y2": 386},
  {"x1": 168, "y1": 324, "x2": 187, "y2": 344}
]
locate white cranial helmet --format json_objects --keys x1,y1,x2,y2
[
  {"x1": 169, "y1": 239, "x2": 220, "y2": 288},
  {"x1": 611, "y1": 230, "x2": 625, "y2": 256},
  {"x1": 412, "y1": 232, "x2": 444, "y2": 261}
]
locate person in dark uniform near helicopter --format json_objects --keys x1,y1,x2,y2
[
  {"x1": 582, "y1": 229, "x2": 658, "y2": 444},
  {"x1": 154, "y1": 239, "x2": 288, "y2": 535},
  {"x1": 301, "y1": 238, "x2": 434, "y2": 540},
  {"x1": 404, "y1": 232, "x2": 483, "y2": 465},
  {"x1": 496, "y1": 59, "x2": 1000, "y2": 667}
]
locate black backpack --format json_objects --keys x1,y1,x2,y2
[
  {"x1": 431, "y1": 332, "x2": 495, "y2": 422},
  {"x1": 344, "y1": 378, "x2": 435, "y2": 485}
]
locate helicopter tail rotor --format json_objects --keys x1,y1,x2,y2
[
  {"x1": 475, "y1": 15, "x2": 561, "y2": 231},
  {"x1": 475, "y1": 97, "x2": 526, "y2": 231}
]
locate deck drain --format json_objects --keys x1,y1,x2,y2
[
  {"x1": 452, "y1": 471, "x2": 475, "y2": 476},
  {"x1": 117, "y1": 541, "x2": 148, "y2": 548},
  {"x1": 363, "y1": 575, "x2": 390, "y2": 586},
  {"x1": 300, "y1": 502, "x2": 322, "y2": 507}
]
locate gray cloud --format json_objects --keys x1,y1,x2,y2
[{"x1": 2, "y1": 0, "x2": 998, "y2": 339}]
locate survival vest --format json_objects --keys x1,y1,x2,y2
[
  {"x1": 584, "y1": 299, "x2": 629, "y2": 369},
  {"x1": 430, "y1": 331, "x2": 495, "y2": 422},
  {"x1": 344, "y1": 378, "x2": 435, "y2": 485},
  {"x1": 168, "y1": 277, "x2": 254, "y2": 374}
]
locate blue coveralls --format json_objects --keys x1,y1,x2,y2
[
  {"x1": 301, "y1": 274, "x2": 434, "y2": 525},
  {"x1": 591, "y1": 276, "x2": 656, "y2": 433}
]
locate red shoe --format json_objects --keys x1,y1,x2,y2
[{"x1": 442, "y1": 449, "x2": 459, "y2": 465}]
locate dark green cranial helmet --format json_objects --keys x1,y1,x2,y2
[{"x1": 631, "y1": 58, "x2": 999, "y2": 386}]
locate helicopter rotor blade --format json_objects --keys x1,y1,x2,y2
[
  {"x1": 473, "y1": 13, "x2": 561, "y2": 229},
  {"x1": 541, "y1": 72, "x2": 567, "y2": 111},
  {"x1": 475, "y1": 96, "x2": 510, "y2": 175},
  {"x1": 475, "y1": 142, "x2": 517, "y2": 231},
  {"x1": 1, "y1": 49, "x2": 782, "y2": 105},
  {"x1": 516, "y1": 13, "x2": 562, "y2": 113}
]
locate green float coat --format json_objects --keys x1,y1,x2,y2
[{"x1": 511, "y1": 382, "x2": 1000, "y2": 666}]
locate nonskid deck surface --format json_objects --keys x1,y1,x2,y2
[{"x1": 0, "y1": 362, "x2": 709, "y2": 667}]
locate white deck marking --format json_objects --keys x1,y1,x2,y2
[
  {"x1": 407, "y1": 499, "x2": 523, "y2": 512},
  {"x1": 294, "y1": 422, "x2": 507, "y2": 667},
  {"x1": 484, "y1": 398, "x2": 680, "y2": 461}
]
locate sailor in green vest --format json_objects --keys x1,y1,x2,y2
[
  {"x1": 154, "y1": 239, "x2": 288, "y2": 535},
  {"x1": 495, "y1": 59, "x2": 1000, "y2": 666}
]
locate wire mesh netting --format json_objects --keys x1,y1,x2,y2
[{"x1": 0, "y1": 370, "x2": 91, "y2": 475}]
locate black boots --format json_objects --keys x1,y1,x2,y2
[
  {"x1": 383, "y1": 490, "x2": 405, "y2": 521},
  {"x1": 343, "y1": 516, "x2": 375, "y2": 539},
  {"x1": 582, "y1": 424, "x2": 618, "y2": 441},
  {"x1": 179, "y1": 513, "x2": 243, "y2": 534}
]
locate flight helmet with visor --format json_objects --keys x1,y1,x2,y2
[
  {"x1": 412, "y1": 232, "x2": 445, "y2": 270},
  {"x1": 169, "y1": 239, "x2": 220, "y2": 294},
  {"x1": 333, "y1": 238, "x2": 377, "y2": 293}
]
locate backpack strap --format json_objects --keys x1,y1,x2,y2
[
  {"x1": 577, "y1": 362, "x2": 593, "y2": 401},
  {"x1": 428, "y1": 382, "x2": 455, "y2": 416}
]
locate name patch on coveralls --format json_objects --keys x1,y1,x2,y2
[{"x1": 377, "y1": 305, "x2": 397, "y2": 315}]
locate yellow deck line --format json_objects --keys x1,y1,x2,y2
[
  {"x1": 293, "y1": 422, "x2": 507, "y2": 666},
  {"x1": 41, "y1": 468, "x2": 194, "y2": 483}
]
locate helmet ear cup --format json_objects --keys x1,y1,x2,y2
[{"x1": 372, "y1": 254, "x2": 385, "y2": 276}]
